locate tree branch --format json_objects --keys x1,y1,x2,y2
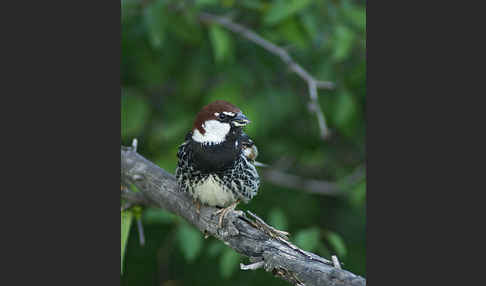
[
  {"x1": 198, "y1": 12, "x2": 335, "y2": 140},
  {"x1": 121, "y1": 144, "x2": 365, "y2": 286},
  {"x1": 262, "y1": 165, "x2": 366, "y2": 196}
]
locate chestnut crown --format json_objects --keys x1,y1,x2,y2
[{"x1": 191, "y1": 100, "x2": 250, "y2": 144}]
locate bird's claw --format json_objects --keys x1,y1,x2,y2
[
  {"x1": 214, "y1": 201, "x2": 240, "y2": 228},
  {"x1": 195, "y1": 200, "x2": 201, "y2": 216},
  {"x1": 214, "y1": 207, "x2": 230, "y2": 228}
]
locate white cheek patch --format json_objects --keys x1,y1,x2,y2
[
  {"x1": 192, "y1": 120, "x2": 231, "y2": 144},
  {"x1": 223, "y1": 111, "x2": 235, "y2": 117}
]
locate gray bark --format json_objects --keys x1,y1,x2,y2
[{"x1": 121, "y1": 145, "x2": 366, "y2": 286}]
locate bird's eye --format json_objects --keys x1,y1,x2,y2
[{"x1": 218, "y1": 113, "x2": 226, "y2": 120}]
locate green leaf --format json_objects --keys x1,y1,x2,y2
[
  {"x1": 349, "y1": 180, "x2": 366, "y2": 207},
  {"x1": 294, "y1": 227, "x2": 320, "y2": 252},
  {"x1": 343, "y1": 5, "x2": 366, "y2": 30},
  {"x1": 221, "y1": 0, "x2": 236, "y2": 7},
  {"x1": 208, "y1": 25, "x2": 233, "y2": 63},
  {"x1": 142, "y1": 208, "x2": 176, "y2": 225},
  {"x1": 121, "y1": 210, "x2": 133, "y2": 274},
  {"x1": 176, "y1": 223, "x2": 203, "y2": 262},
  {"x1": 333, "y1": 90, "x2": 355, "y2": 128},
  {"x1": 121, "y1": 0, "x2": 138, "y2": 24},
  {"x1": 170, "y1": 12, "x2": 203, "y2": 43},
  {"x1": 121, "y1": 94, "x2": 151, "y2": 139},
  {"x1": 195, "y1": 0, "x2": 219, "y2": 7},
  {"x1": 277, "y1": 18, "x2": 308, "y2": 50},
  {"x1": 264, "y1": 0, "x2": 313, "y2": 26},
  {"x1": 153, "y1": 151, "x2": 178, "y2": 174},
  {"x1": 207, "y1": 241, "x2": 225, "y2": 258},
  {"x1": 240, "y1": 0, "x2": 263, "y2": 11},
  {"x1": 325, "y1": 230, "x2": 347, "y2": 258},
  {"x1": 219, "y1": 249, "x2": 240, "y2": 278},
  {"x1": 206, "y1": 82, "x2": 242, "y2": 106},
  {"x1": 300, "y1": 12, "x2": 319, "y2": 40},
  {"x1": 144, "y1": 0, "x2": 167, "y2": 49},
  {"x1": 317, "y1": 242, "x2": 331, "y2": 258},
  {"x1": 268, "y1": 208, "x2": 288, "y2": 230},
  {"x1": 332, "y1": 25, "x2": 355, "y2": 62}
]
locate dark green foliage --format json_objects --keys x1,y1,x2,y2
[{"x1": 122, "y1": 0, "x2": 365, "y2": 285}]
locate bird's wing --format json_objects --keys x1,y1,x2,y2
[
  {"x1": 240, "y1": 132, "x2": 254, "y2": 147},
  {"x1": 239, "y1": 132, "x2": 259, "y2": 163},
  {"x1": 175, "y1": 132, "x2": 194, "y2": 193},
  {"x1": 240, "y1": 132, "x2": 269, "y2": 167}
]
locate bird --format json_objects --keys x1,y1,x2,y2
[{"x1": 176, "y1": 100, "x2": 260, "y2": 227}]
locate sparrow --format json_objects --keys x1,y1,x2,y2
[{"x1": 176, "y1": 100, "x2": 260, "y2": 226}]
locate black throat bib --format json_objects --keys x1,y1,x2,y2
[{"x1": 190, "y1": 128, "x2": 243, "y2": 173}]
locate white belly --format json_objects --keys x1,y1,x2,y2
[{"x1": 193, "y1": 175, "x2": 235, "y2": 207}]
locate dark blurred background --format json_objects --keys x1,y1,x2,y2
[{"x1": 121, "y1": 0, "x2": 365, "y2": 285}]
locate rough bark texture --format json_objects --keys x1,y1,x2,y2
[{"x1": 121, "y1": 145, "x2": 366, "y2": 286}]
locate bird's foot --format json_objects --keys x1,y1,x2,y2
[
  {"x1": 194, "y1": 200, "x2": 201, "y2": 216},
  {"x1": 214, "y1": 200, "x2": 240, "y2": 228}
]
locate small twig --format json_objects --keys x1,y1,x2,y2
[
  {"x1": 136, "y1": 217, "x2": 146, "y2": 246},
  {"x1": 253, "y1": 161, "x2": 269, "y2": 167},
  {"x1": 247, "y1": 210, "x2": 290, "y2": 240},
  {"x1": 245, "y1": 212, "x2": 332, "y2": 267},
  {"x1": 121, "y1": 185, "x2": 148, "y2": 246},
  {"x1": 198, "y1": 12, "x2": 335, "y2": 140},
  {"x1": 332, "y1": 255, "x2": 342, "y2": 269},
  {"x1": 263, "y1": 165, "x2": 365, "y2": 196},
  {"x1": 240, "y1": 261, "x2": 265, "y2": 270},
  {"x1": 121, "y1": 202, "x2": 135, "y2": 212},
  {"x1": 132, "y1": 138, "x2": 138, "y2": 152}
]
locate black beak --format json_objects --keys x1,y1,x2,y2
[{"x1": 232, "y1": 112, "x2": 251, "y2": 127}]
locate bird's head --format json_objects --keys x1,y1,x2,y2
[{"x1": 192, "y1": 100, "x2": 251, "y2": 145}]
